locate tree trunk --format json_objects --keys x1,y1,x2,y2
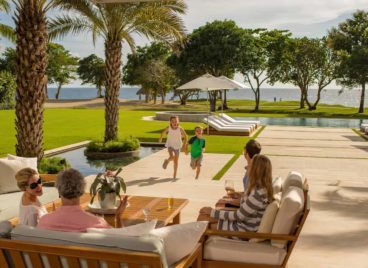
[
  {"x1": 223, "y1": 90, "x2": 229, "y2": 110},
  {"x1": 145, "y1": 92, "x2": 149, "y2": 103},
  {"x1": 308, "y1": 87, "x2": 322, "y2": 111},
  {"x1": 55, "y1": 83, "x2": 62, "y2": 99},
  {"x1": 254, "y1": 88, "x2": 260, "y2": 112},
  {"x1": 358, "y1": 82, "x2": 365, "y2": 113},
  {"x1": 299, "y1": 89, "x2": 305, "y2": 109},
  {"x1": 14, "y1": 1, "x2": 48, "y2": 161},
  {"x1": 104, "y1": 37, "x2": 122, "y2": 142},
  {"x1": 153, "y1": 91, "x2": 157, "y2": 104},
  {"x1": 97, "y1": 85, "x2": 103, "y2": 98},
  {"x1": 161, "y1": 89, "x2": 165, "y2": 104}
]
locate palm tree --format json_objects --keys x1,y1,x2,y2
[
  {"x1": 0, "y1": 0, "x2": 15, "y2": 42},
  {"x1": 12, "y1": 0, "x2": 57, "y2": 160},
  {"x1": 50, "y1": 0, "x2": 186, "y2": 141}
]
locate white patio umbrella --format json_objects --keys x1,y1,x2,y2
[{"x1": 176, "y1": 73, "x2": 248, "y2": 133}]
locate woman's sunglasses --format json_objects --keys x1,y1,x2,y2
[{"x1": 29, "y1": 178, "x2": 42, "y2": 189}]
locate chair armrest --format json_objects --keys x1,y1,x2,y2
[
  {"x1": 204, "y1": 229, "x2": 296, "y2": 241},
  {"x1": 174, "y1": 243, "x2": 202, "y2": 268}
]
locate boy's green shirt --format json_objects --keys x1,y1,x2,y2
[{"x1": 189, "y1": 136, "x2": 206, "y2": 158}]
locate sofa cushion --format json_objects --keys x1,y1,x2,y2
[
  {"x1": 204, "y1": 236, "x2": 286, "y2": 266},
  {"x1": 271, "y1": 186, "x2": 304, "y2": 248},
  {"x1": 7, "y1": 155, "x2": 38, "y2": 167},
  {"x1": 11, "y1": 224, "x2": 168, "y2": 268},
  {"x1": 250, "y1": 193, "x2": 281, "y2": 243},
  {"x1": 0, "y1": 158, "x2": 37, "y2": 194},
  {"x1": 273, "y1": 176, "x2": 282, "y2": 194},
  {"x1": 87, "y1": 219, "x2": 157, "y2": 236},
  {"x1": 150, "y1": 221, "x2": 208, "y2": 267},
  {"x1": 282, "y1": 171, "x2": 304, "y2": 195}
]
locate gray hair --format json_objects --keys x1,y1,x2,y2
[{"x1": 56, "y1": 168, "x2": 85, "y2": 199}]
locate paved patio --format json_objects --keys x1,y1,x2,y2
[{"x1": 86, "y1": 125, "x2": 368, "y2": 268}]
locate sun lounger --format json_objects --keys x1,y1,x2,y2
[
  {"x1": 360, "y1": 123, "x2": 368, "y2": 132},
  {"x1": 219, "y1": 113, "x2": 260, "y2": 126},
  {"x1": 207, "y1": 116, "x2": 257, "y2": 131},
  {"x1": 203, "y1": 118, "x2": 252, "y2": 136}
]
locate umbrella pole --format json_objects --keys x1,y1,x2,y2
[{"x1": 207, "y1": 91, "x2": 210, "y2": 135}]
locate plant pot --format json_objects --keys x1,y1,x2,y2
[
  {"x1": 39, "y1": 173, "x2": 58, "y2": 184},
  {"x1": 99, "y1": 192, "x2": 117, "y2": 209}
]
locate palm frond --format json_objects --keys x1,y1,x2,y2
[
  {"x1": 48, "y1": 15, "x2": 95, "y2": 40},
  {"x1": 0, "y1": 0, "x2": 10, "y2": 12},
  {"x1": 0, "y1": 23, "x2": 15, "y2": 42}
]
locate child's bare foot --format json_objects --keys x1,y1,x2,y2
[
  {"x1": 195, "y1": 175, "x2": 199, "y2": 179},
  {"x1": 162, "y1": 159, "x2": 169, "y2": 169}
]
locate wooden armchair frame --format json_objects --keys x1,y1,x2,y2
[
  {"x1": 0, "y1": 239, "x2": 202, "y2": 268},
  {"x1": 202, "y1": 182, "x2": 310, "y2": 268}
]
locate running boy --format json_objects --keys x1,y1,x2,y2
[
  {"x1": 159, "y1": 116, "x2": 188, "y2": 179},
  {"x1": 186, "y1": 126, "x2": 206, "y2": 179}
]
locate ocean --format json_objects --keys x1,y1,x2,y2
[{"x1": 47, "y1": 87, "x2": 367, "y2": 108}]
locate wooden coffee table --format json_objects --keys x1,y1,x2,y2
[{"x1": 82, "y1": 194, "x2": 188, "y2": 227}]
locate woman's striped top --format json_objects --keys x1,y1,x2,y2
[{"x1": 210, "y1": 187, "x2": 269, "y2": 232}]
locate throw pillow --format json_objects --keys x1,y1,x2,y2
[
  {"x1": 7, "y1": 155, "x2": 38, "y2": 168},
  {"x1": 271, "y1": 186, "x2": 304, "y2": 248},
  {"x1": 87, "y1": 219, "x2": 158, "y2": 236},
  {"x1": 273, "y1": 176, "x2": 282, "y2": 194},
  {"x1": 150, "y1": 221, "x2": 208, "y2": 266},
  {"x1": 0, "y1": 158, "x2": 37, "y2": 194},
  {"x1": 282, "y1": 171, "x2": 304, "y2": 196},
  {"x1": 250, "y1": 192, "x2": 281, "y2": 243}
]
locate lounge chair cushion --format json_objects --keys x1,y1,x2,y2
[
  {"x1": 282, "y1": 171, "x2": 304, "y2": 195},
  {"x1": 204, "y1": 236, "x2": 286, "y2": 265},
  {"x1": 150, "y1": 221, "x2": 208, "y2": 266},
  {"x1": 250, "y1": 193, "x2": 281, "y2": 243},
  {"x1": 11, "y1": 224, "x2": 168, "y2": 267},
  {"x1": 273, "y1": 176, "x2": 282, "y2": 194},
  {"x1": 271, "y1": 186, "x2": 304, "y2": 248},
  {"x1": 0, "y1": 157, "x2": 37, "y2": 194},
  {"x1": 87, "y1": 219, "x2": 157, "y2": 236}
]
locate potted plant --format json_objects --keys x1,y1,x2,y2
[
  {"x1": 38, "y1": 157, "x2": 70, "y2": 183},
  {"x1": 89, "y1": 167, "x2": 127, "y2": 209}
]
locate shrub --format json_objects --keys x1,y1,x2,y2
[
  {"x1": 86, "y1": 137, "x2": 140, "y2": 153},
  {"x1": 38, "y1": 157, "x2": 71, "y2": 174},
  {"x1": 0, "y1": 71, "x2": 15, "y2": 109}
]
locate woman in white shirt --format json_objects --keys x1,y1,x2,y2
[{"x1": 15, "y1": 168, "x2": 47, "y2": 226}]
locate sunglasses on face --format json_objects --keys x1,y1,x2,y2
[{"x1": 29, "y1": 178, "x2": 42, "y2": 189}]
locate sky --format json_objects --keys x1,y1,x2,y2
[{"x1": 1, "y1": 0, "x2": 368, "y2": 87}]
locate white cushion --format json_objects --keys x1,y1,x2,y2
[
  {"x1": 12, "y1": 224, "x2": 168, "y2": 267},
  {"x1": 282, "y1": 171, "x2": 304, "y2": 195},
  {"x1": 204, "y1": 236, "x2": 286, "y2": 265},
  {"x1": 87, "y1": 219, "x2": 157, "y2": 236},
  {"x1": 7, "y1": 155, "x2": 38, "y2": 167},
  {"x1": 250, "y1": 193, "x2": 281, "y2": 243},
  {"x1": 271, "y1": 186, "x2": 304, "y2": 248},
  {"x1": 150, "y1": 221, "x2": 208, "y2": 266},
  {"x1": 272, "y1": 176, "x2": 282, "y2": 194},
  {"x1": 0, "y1": 158, "x2": 37, "y2": 194}
]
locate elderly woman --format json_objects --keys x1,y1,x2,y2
[
  {"x1": 38, "y1": 168, "x2": 127, "y2": 232},
  {"x1": 15, "y1": 168, "x2": 48, "y2": 226}
]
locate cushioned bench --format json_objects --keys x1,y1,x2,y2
[{"x1": 202, "y1": 171, "x2": 310, "y2": 268}]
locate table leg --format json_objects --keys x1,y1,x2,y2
[{"x1": 173, "y1": 213, "x2": 181, "y2": 224}]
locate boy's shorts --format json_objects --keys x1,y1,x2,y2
[{"x1": 190, "y1": 155, "x2": 203, "y2": 168}]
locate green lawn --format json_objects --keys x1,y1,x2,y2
[
  {"x1": 1, "y1": 99, "x2": 367, "y2": 157},
  {"x1": 0, "y1": 108, "x2": 251, "y2": 157}
]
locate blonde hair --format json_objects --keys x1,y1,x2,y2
[
  {"x1": 246, "y1": 154, "x2": 274, "y2": 202},
  {"x1": 15, "y1": 168, "x2": 38, "y2": 191}
]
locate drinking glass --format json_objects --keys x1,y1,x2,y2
[
  {"x1": 167, "y1": 196, "x2": 174, "y2": 209},
  {"x1": 142, "y1": 208, "x2": 151, "y2": 221},
  {"x1": 224, "y1": 180, "x2": 235, "y2": 197}
]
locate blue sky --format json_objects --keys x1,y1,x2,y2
[{"x1": 1, "y1": 0, "x2": 368, "y2": 87}]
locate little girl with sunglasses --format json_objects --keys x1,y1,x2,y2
[{"x1": 15, "y1": 168, "x2": 47, "y2": 226}]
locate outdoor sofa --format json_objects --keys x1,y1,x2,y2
[
  {"x1": 202, "y1": 171, "x2": 310, "y2": 268},
  {"x1": 360, "y1": 123, "x2": 368, "y2": 132}
]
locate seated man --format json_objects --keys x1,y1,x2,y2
[
  {"x1": 216, "y1": 139, "x2": 261, "y2": 209},
  {"x1": 38, "y1": 168, "x2": 127, "y2": 232}
]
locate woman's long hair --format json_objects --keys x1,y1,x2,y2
[{"x1": 247, "y1": 154, "x2": 274, "y2": 202}]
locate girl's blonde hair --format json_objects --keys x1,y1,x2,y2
[
  {"x1": 246, "y1": 154, "x2": 274, "y2": 202},
  {"x1": 15, "y1": 168, "x2": 38, "y2": 191}
]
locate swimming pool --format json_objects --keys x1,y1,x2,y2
[
  {"x1": 235, "y1": 117, "x2": 368, "y2": 128},
  {"x1": 55, "y1": 146, "x2": 162, "y2": 176}
]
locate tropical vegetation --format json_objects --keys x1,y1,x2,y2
[
  {"x1": 86, "y1": 138, "x2": 140, "y2": 153},
  {"x1": 38, "y1": 157, "x2": 70, "y2": 174}
]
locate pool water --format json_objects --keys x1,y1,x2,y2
[
  {"x1": 235, "y1": 117, "x2": 368, "y2": 128},
  {"x1": 55, "y1": 146, "x2": 163, "y2": 176}
]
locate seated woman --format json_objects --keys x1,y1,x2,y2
[
  {"x1": 38, "y1": 168, "x2": 127, "y2": 232},
  {"x1": 15, "y1": 168, "x2": 48, "y2": 226},
  {"x1": 198, "y1": 154, "x2": 274, "y2": 232}
]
